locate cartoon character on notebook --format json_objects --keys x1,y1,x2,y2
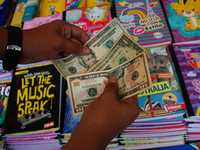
[
  {"x1": 49, "y1": 5, "x2": 59, "y2": 15},
  {"x1": 170, "y1": 0, "x2": 200, "y2": 31},
  {"x1": 88, "y1": 7, "x2": 104, "y2": 21},
  {"x1": 85, "y1": 5, "x2": 109, "y2": 24}
]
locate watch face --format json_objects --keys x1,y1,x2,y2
[
  {"x1": 7, "y1": 45, "x2": 21, "y2": 51},
  {"x1": 3, "y1": 26, "x2": 22, "y2": 71}
]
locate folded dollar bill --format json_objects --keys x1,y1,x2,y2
[
  {"x1": 87, "y1": 32, "x2": 148, "y2": 72},
  {"x1": 67, "y1": 52, "x2": 152, "y2": 115}
]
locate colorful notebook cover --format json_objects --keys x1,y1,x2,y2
[
  {"x1": 4, "y1": 62, "x2": 64, "y2": 136},
  {"x1": 114, "y1": 0, "x2": 172, "y2": 48},
  {"x1": 172, "y1": 43, "x2": 200, "y2": 116},
  {"x1": 137, "y1": 46, "x2": 186, "y2": 120},
  {"x1": 161, "y1": 0, "x2": 200, "y2": 43},
  {"x1": 23, "y1": 13, "x2": 63, "y2": 30},
  {"x1": 11, "y1": 0, "x2": 28, "y2": 27},
  {"x1": 22, "y1": 0, "x2": 39, "y2": 22},
  {"x1": 64, "y1": 4, "x2": 112, "y2": 37}
]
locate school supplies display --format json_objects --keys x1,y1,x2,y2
[{"x1": 2, "y1": 0, "x2": 200, "y2": 149}]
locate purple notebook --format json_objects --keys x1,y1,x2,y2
[{"x1": 172, "y1": 42, "x2": 200, "y2": 116}]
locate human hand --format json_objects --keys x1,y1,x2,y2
[
  {"x1": 20, "y1": 20, "x2": 90, "y2": 64},
  {"x1": 63, "y1": 76, "x2": 140, "y2": 150}
]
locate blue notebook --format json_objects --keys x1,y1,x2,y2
[{"x1": 0, "y1": 0, "x2": 11, "y2": 26}]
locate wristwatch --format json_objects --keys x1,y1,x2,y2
[{"x1": 3, "y1": 25, "x2": 22, "y2": 71}]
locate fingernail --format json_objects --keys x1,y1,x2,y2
[
  {"x1": 83, "y1": 47, "x2": 90, "y2": 54},
  {"x1": 109, "y1": 76, "x2": 117, "y2": 83}
]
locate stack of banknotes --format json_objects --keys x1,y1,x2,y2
[{"x1": 52, "y1": 18, "x2": 152, "y2": 115}]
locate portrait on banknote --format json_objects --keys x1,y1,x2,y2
[{"x1": 78, "y1": 50, "x2": 97, "y2": 71}]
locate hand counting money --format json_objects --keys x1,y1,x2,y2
[
  {"x1": 52, "y1": 18, "x2": 130, "y2": 80},
  {"x1": 67, "y1": 52, "x2": 152, "y2": 116}
]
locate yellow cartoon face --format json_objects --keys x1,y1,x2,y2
[{"x1": 0, "y1": 0, "x2": 5, "y2": 6}]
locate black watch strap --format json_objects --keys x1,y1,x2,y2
[{"x1": 3, "y1": 25, "x2": 22, "y2": 71}]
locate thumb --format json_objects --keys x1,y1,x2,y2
[
  {"x1": 103, "y1": 76, "x2": 118, "y2": 96},
  {"x1": 62, "y1": 39, "x2": 91, "y2": 55}
]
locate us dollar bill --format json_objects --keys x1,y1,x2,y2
[
  {"x1": 52, "y1": 18, "x2": 130, "y2": 80},
  {"x1": 87, "y1": 32, "x2": 148, "y2": 72},
  {"x1": 67, "y1": 52, "x2": 152, "y2": 115}
]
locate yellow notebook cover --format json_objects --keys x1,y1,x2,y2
[{"x1": 39, "y1": 0, "x2": 65, "y2": 17}]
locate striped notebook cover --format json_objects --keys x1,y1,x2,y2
[{"x1": 115, "y1": 0, "x2": 172, "y2": 48}]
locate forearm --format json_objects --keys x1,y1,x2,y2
[
  {"x1": 62, "y1": 77, "x2": 139, "y2": 150},
  {"x1": 62, "y1": 120, "x2": 113, "y2": 150},
  {"x1": 0, "y1": 27, "x2": 8, "y2": 60}
]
